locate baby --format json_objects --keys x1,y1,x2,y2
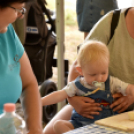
[{"x1": 42, "y1": 40, "x2": 134, "y2": 134}]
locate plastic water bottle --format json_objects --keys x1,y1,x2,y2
[{"x1": 0, "y1": 103, "x2": 27, "y2": 134}]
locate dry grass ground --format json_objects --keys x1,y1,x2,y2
[{"x1": 51, "y1": 25, "x2": 83, "y2": 83}]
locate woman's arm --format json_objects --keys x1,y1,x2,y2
[
  {"x1": 68, "y1": 60, "x2": 80, "y2": 82},
  {"x1": 41, "y1": 90, "x2": 68, "y2": 106},
  {"x1": 20, "y1": 52, "x2": 43, "y2": 134}
]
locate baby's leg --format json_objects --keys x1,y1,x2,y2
[
  {"x1": 43, "y1": 105, "x2": 73, "y2": 134},
  {"x1": 53, "y1": 120, "x2": 74, "y2": 134}
]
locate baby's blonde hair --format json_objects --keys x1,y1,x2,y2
[{"x1": 77, "y1": 40, "x2": 109, "y2": 68}]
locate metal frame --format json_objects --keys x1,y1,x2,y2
[{"x1": 56, "y1": 0, "x2": 66, "y2": 111}]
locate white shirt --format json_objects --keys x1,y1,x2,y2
[{"x1": 63, "y1": 76, "x2": 128, "y2": 97}]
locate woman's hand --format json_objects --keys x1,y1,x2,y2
[
  {"x1": 110, "y1": 93, "x2": 134, "y2": 113},
  {"x1": 67, "y1": 96, "x2": 102, "y2": 119}
]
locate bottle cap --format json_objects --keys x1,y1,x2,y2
[{"x1": 4, "y1": 103, "x2": 15, "y2": 112}]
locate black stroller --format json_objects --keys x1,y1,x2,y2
[{"x1": 13, "y1": 0, "x2": 68, "y2": 123}]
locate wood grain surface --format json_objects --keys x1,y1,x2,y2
[{"x1": 95, "y1": 111, "x2": 134, "y2": 132}]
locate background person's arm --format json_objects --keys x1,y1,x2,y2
[{"x1": 20, "y1": 52, "x2": 43, "y2": 134}]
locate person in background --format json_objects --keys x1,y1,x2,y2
[
  {"x1": 76, "y1": 0, "x2": 118, "y2": 39},
  {"x1": 42, "y1": 40, "x2": 134, "y2": 134},
  {"x1": 0, "y1": 0, "x2": 43, "y2": 133},
  {"x1": 43, "y1": 6, "x2": 134, "y2": 134}
]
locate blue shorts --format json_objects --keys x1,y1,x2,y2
[
  {"x1": 69, "y1": 108, "x2": 118, "y2": 129},
  {"x1": 76, "y1": 0, "x2": 118, "y2": 32},
  {"x1": 69, "y1": 114, "x2": 92, "y2": 129}
]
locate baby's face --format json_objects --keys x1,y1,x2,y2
[{"x1": 82, "y1": 61, "x2": 109, "y2": 86}]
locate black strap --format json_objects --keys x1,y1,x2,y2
[{"x1": 110, "y1": 9, "x2": 121, "y2": 41}]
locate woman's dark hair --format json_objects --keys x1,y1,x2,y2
[{"x1": 0, "y1": 0, "x2": 35, "y2": 8}]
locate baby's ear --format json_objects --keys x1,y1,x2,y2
[{"x1": 76, "y1": 66, "x2": 83, "y2": 75}]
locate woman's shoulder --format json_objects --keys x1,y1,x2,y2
[
  {"x1": 6, "y1": 24, "x2": 16, "y2": 39},
  {"x1": 8, "y1": 24, "x2": 15, "y2": 32}
]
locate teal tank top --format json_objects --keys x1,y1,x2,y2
[{"x1": 0, "y1": 24, "x2": 24, "y2": 114}]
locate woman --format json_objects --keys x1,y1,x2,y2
[
  {"x1": 0, "y1": 0, "x2": 43, "y2": 134},
  {"x1": 43, "y1": 7, "x2": 134, "y2": 134}
]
